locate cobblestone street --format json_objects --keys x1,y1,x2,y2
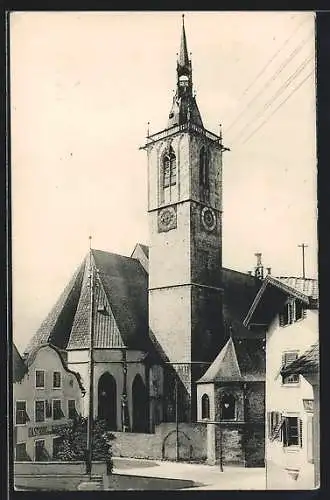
[{"x1": 113, "y1": 457, "x2": 266, "y2": 490}]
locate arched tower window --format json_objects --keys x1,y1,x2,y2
[
  {"x1": 201, "y1": 393, "x2": 210, "y2": 419},
  {"x1": 163, "y1": 147, "x2": 177, "y2": 188},
  {"x1": 199, "y1": 146, "x2": 209, "y2": 187},
  {"x1": 221, "y1": 394, "x2": 236, "y2": 420}
]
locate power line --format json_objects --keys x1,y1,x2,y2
[
  {"x1": 237, "y1": 15, "x2": 309, "y2": 101},
  {"x1": 231, "y1": 53, "x2": 314, "y2": 144},
  {"x1": 238, "y1": 69, "x2": 313, "y2": 146},
  {"x1": 225, "y1": 31, "x2": 313, "y2": 135}
]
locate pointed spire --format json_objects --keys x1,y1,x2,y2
[
  {"x1": 178, "y1": 14, "x2": 189, "y2": 69},
  {"x1": 166, "y1": 15, "x2": 203, "y2": 129}
]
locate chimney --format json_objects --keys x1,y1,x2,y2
[
  {"x1": 247, "y1": 271, "x2": 252, "y2": 275},
  {"x1": 254, "y1": 252, "x2": 264, "y2": 280},
  {"x1": 266, "y1": 267, "x2": 272, "y2": 275}
]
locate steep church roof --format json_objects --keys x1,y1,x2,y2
[
  {"x1": 23, "y1": 248, "x2": 160, "y2": 361},
  {"x1": 24, "y1": 243, "x2": 262, "y2": 360},
  {"x1": 197, "y1": 337, "x2": 265, "y2": 383}
]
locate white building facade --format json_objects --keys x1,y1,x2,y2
[{"x1": 244, "y1": 275, "x2": 318, "y2": 489}]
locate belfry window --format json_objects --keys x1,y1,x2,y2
[
  {"x1": 200, "y1": 147, "x2": 209, "y2": 187},
  {"x1": 163, "y1": 148, "x2": 176, "y2": 188},
  {"x1": 201, "y1": 394, "x2": 210, "y2": 419},
  {"x1": 221, "y1": 394, "x2": 236, "y2": 420}
]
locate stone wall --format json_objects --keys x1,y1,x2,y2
[
  {"x1": 111, "y1": 422, "x2": 207, "y2": 462},
  {"x1": 215, "y1": 425, "x2": 245, "y2": 466},
  {"x1": 14, "y1": 461, "x2": 107, "y2": 476},
  {"x1": 244, "y1": 424, "x2": 265, "y2": 467}
]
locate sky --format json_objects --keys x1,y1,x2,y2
[{"x1": 10, "y1": 11, "x2": 317, "y2": 352}]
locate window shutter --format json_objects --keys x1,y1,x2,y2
[
  {"x1": 283, "y1": 417, "x2": 288, "y2": 446},
  {"x1": 288, "y1": 301, "x2": 294, "y2": 324},
  {"x1": 279, "y1": 312, "x2": 285, "y2": 327},
  {"x1": 299, "y1": 418, "x2": 303, "y2": 447},
  {"x1": 46, "y1": 400, "x2": 52, "y2": 419},
  {"x1": 267, "y1": 412, "x2": 271, "y2": 438}
]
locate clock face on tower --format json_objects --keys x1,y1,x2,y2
[
  {"x1": 158, "y1": 206, "x2": 177, "y2": 233},
  {"x1": 201, "y1": 206, "x2": 216, "y2": 232}
]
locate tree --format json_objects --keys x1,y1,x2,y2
[{"x1": 53, "y1": 417, "x2": 115, "y2": 474}]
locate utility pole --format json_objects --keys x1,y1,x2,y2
[
  {"x1": 298, "y1": 243, "x2": 308, "y2": 279},
  {"x1": 86, "y1": 236, "x2": 95, "y2": 478},
  {"x1": 121, "y1": 348, "x2": 129, "y2": 432},
  {"x1": 175, "y1": 376, "x2": 179, "y2": 462}
]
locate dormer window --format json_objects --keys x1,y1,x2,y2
[{"x1": 279, "y1": 299, "x2": 306, "y2": 327}]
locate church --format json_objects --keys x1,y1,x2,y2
[{"x1": 22, "y1": 16, "x2": 265, "y2": 466}]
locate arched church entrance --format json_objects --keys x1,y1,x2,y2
[
  {"x1": 98, "y1": 372, "x2": 117, "y2": 430},
  {"x1": 132, "y1": 374, "x2": 148, "y2": 433}
]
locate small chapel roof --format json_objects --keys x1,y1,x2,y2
[{"x1": 197, "y1": 337, "x2": 265, "y2": 384}]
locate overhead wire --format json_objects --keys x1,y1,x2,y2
[
  {"x1": 225, "y1": 30, "x2": 313, "y2": 135},
  {"x1": 236, "y1": 15, "x2": 309, "y2": 102},
  {"x1": 238, "y1": 69, "x2": 314, "y2": 146},
  {"x1": 231, "y1": 53, "x2": 314, "y2": 145}
]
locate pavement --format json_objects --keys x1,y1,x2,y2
[{"x1": 113, "y1": 457, "x2": 266, "y2": 490}]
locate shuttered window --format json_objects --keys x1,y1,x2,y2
[
  {"x1": 68, "y1": 399, "x2": 78, "y2": 420},
  {"x1": 45, "y1": 400, "x2": 52, "y2": 419},
  {"x1": 283, "y1": 416, "x2": 302, "y2": 447},
  {"x1": 35, "y1": 370, "x2": 45, "y2": 388},
  {"x1": 35, "y1": 401, "x2": 45, "y2": 422},
  {"x1": 53, "y1": 371, "x2": 61, "y2": 388},
  {"x1": 53, "y1": 399, "x2": 65, "y2": 420},
  {"x1": 16, "y1": 401, "x2": 30, "y2": 425},
  {"x1": 279, "y1": 300, "x2": 305, "y2": 327},
  {"x1": 282, "y1": 351, "x2": 299, "y2": 384}
]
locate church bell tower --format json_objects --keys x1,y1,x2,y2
[{"x1": 142, "y1": 16, "x2": 227, "y2": 421}]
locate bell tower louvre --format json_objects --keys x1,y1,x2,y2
[{"x1": 141, "y1": 15, "x2": 229, "y2": 422}]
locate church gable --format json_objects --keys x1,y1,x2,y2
[
  {"x1": 67, "y1": 256, "x2": 125, "y2": 350},
  {"x1": 23, "y1": 262, "x2": 85, "y2": 356}
]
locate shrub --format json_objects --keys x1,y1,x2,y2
[{"x1": 53, "y1": 416, "x2": 115, "y2": 473}]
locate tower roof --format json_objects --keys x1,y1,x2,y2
[
  {"x1": 197, "y1": 337, "x2": 265, "y2": 383},
  {"x1": 167, "y1": 15, "x2": 203, "y2": 129},
  {"x1": 178, "y1": 15, "x2": 190, "y2": 70}
]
